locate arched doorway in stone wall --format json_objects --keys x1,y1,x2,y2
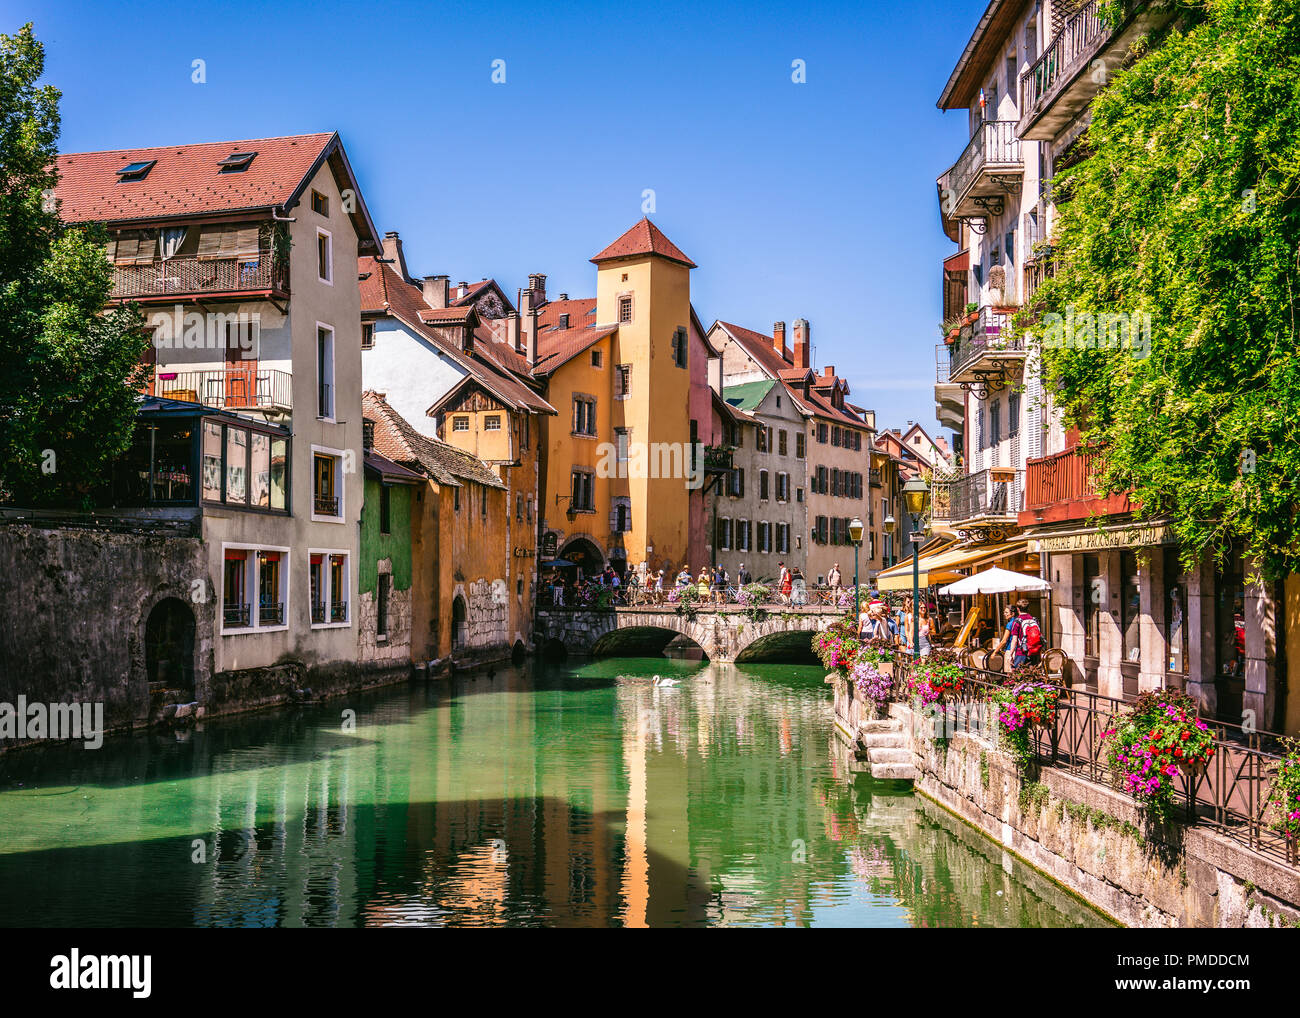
[
  {"x1": 452, "y1": 595, "x2": 468, "y2": 649},
  {"x1": 558, "y1": 537, "x2": 604, "y2": 582},
  {"x1": 145, "y1": 597, "x2": 196, "y2": 700}
]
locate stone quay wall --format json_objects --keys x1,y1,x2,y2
[
  {"x1": 829, "y1": 675, "x2": 1300, "y2": 928},
  {"x1": 0, "y1": 523, "x2": 410, "y2": 752}
]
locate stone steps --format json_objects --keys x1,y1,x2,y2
[{"x1": 857, "y1": 717, "x2": 917, "y2": 782}]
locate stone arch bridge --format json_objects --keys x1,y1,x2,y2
[{"x1": 534, "y1": 605, "x2": 845, "y2": 663}]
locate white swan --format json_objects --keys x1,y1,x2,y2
[{"x1": 653, "y1": 675, "x2": 679, "y2": 687}]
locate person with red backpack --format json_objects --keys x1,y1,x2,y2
[{"x1": 1007, "y1": 599, "x2": 1043, "y2": 668}]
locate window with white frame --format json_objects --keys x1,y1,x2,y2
[
  {"x1": 309, "y1": 550, "x2": 351, "y2": 627},
  {"x1": 316, "y1": 228, "x2": 333, "y2": 284},
  {"x1": 222, "y1": 544, "x2": 289, "y2": 633},
  {"x1": 312, "y1": 445, "x2": 345, "y2": 521},
  {"x1": 316, "y1": 325, "x2": 335, "y2": 419}
]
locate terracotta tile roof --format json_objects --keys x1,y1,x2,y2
[
  {"x1": 363, "y1": 448, "x2": 424, "y2": 485},
  {"x1": 450, "y1": 279, "x2": 499, "y2": 306},
  {"x1": 715, "y1": 320, "x2": 867, "y2": 429},
  {"x1": 363, "y1": 391, "x2": 505, "y2": 489},
  {"x1": 359, "y1": 255, "x2": 554, "y2": 416},
  {"x1": 534, "y1": 324, "x2": 619, "y2": 377},
  {"x1": 590, "y1": 217, "x2": 696, "y2": 268},
  {"x1": 536, "y1": 297, "x2": 597, "y2": 331},
  {"x1": 54, "y1": 132, "x2": 378, "y2": 249},
  {"x1": 419, "y1": 305, "x2": 476, "y2": 324}
]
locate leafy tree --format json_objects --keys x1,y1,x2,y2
[
  {"x1": 1029, "y1": 0, "x2": 1300, "y2": 579},
  {"x1": 0, "y1": 23, "x2": 147, "y2": 506}
]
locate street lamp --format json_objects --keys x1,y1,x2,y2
[
  {"x1": 848, "y1": 516, "x2": 864, "y2": 625},
  {"x1": 883, "y1": 514, "x2": 896, "y2": 567},
  {"x1": 902, "y1": 477, "x2": 931, "y2": 659}
]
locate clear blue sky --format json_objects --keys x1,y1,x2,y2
[{"x1": 14, "y1": 0, "x2": 982, "y2": 436}]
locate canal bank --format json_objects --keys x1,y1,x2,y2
[
  {"x1": 829, "y1": 675, "x2": 1300, "y2": 928},
  {"x1": 0, "y1": 658, "x2": 1108, "y2": 927}
]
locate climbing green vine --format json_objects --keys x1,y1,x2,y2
[{"x1": 1025, "y1": 0, "x2": 1300, "y2": 579}]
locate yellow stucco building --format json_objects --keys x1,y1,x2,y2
[{"x1": 530, "y1": 220, "x2": 698, "y2": 579}]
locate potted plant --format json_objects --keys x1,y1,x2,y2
[
  {"x1": 813, "y1": 615, "x2": 860, "y2": 676},
  {"x1": 905, "y1": 648, "x2": 966, "y2": 706},
  {"x1": 851, "y1": 658, "x2": 893, "y2": 719},
  {"x1": 1267, "y1": 738, "x2": 1300, "y2": 844},
  {"x1": 993, "y1": 681, "x2": 1064, "y2": 769},
  {"x1": 1101, "y1": 690, "x2": 1217, "y2": 823}
]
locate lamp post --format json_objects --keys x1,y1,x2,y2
[
  {"x1": 902, "y1": 478, "x2": 931, "y2": 659},
  {"x1": 848, "y1": 516, "x2": 864, "y2": 625}
]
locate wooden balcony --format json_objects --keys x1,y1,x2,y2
[
  {"x1": 937, "y1": 120, "x2": 1023, "y2": 222},
  {"x1": 112, "y1": 252, "x2": 289, "y2": 304},
  {"x1": 152, "y1": 367, "x2": 293, "y2": 413},
  {"x1": 1020, "y1": 444, "x2": 1132, "y2": 526},
  {"x1": 1018, "y1": 1, "x2": 1173, "y2": 142}
]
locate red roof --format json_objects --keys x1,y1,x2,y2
[
  {"x1": 358, "y1": 255, "x2": 555, "y2": 416},
  {"x1": 534, "y1": 325, "x2": 619, "y2": 376},
  {"x1": 590, "y1": 218, "x2": 696, "y2": 268},
  {"x1": 714, "y1": 320, "x2": 867, "y2": 429},
  {"x1": 55, "y1": 131, "x2": 379, "y2": 252},
  {"x1": 537, "y1": 297, "x2": 598, "y2": 331}
]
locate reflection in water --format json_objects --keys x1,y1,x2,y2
[{"x1": 0, "y1": 659, "x2": 1111, "y2": 927}]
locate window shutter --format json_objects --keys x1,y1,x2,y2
[{"x1": 234, "y1": 225, "x2": 260, "y2": 259}]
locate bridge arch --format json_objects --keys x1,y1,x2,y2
[{"x1": 534, "y1": 606, "x2": 841, "y2": 663}]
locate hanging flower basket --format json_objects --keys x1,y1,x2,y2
[{"x1": 1101, "y1": 691, "x2": 1217, "y2": 824}]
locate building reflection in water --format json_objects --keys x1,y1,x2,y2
[{"x1": 0, "y1": 658, "x2": 1111, "y2": 928}]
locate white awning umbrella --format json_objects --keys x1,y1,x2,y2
[{"x1": 940, "y1": 566, "x2": 1050, "y2": 596}]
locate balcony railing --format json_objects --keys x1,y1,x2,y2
[
  {"x1": 940, "y1": 121, "x2": 1022, "y2": 219},
  {"x1": 258, "y1": 600, "x2": 284, "y2": 626},
  {"x1": 948, "y1": 307, "x2": 1024, "y2": 381},
  {"x1": 311, "y1": 600, "x2": 326, "y2": 625},
  {"x1": 112, "y1": 252, "x2": 288, "y2": 301},
  {"x1": 223, "y1": 603, "x2": 250, "y2": 628},
  {"x1": 935, "y1": 344, "x2": 952, "y2": 383},
  {"x1": 1020, "y1": 1, "x2": 1107, "y2": 116},
  {"x1": 329, "y1": 601, "x2": 348, "y2": 624},
  {"x1": 1022, "y1": 443, "x2": 1131, "y2": 523},
  {"x1": 154, "y1": 368, "x2": 292, "y2": 412},
  {"x1": 703, "y1": 444, "x2": 734, "y2": 474},
  {"x1": 932, "y1": 467, "x2": 1024, "y2": 525},
  {"x1": 314, "y1": 493, "x2": 340, "y2": 517}
]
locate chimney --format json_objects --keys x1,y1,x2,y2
[
  {"x1": 381, "y1": 231, "x2": 409, "y2": 281},
  {"x1": 507, "y1": 311, "x2": 521, "y2": 353},
  {"x1": 528, "y1": 273, "x2": 547, "y2": 306},
  {"x1": 456, "y1": 281, "x2": 469, "y2": 300},
  {"x1": 421, "y1": 274, "x2": 448, "y2": 310},
  {"x1": 523, "y1": 303, "x2": 540, "y2": 368},
  {"x1": 792, "y1": 318, "x2": 810, "y2": 370},
  {"x1": 559, "y1": 292, "x2": 568, "y2": 301},
  {"x1": 773, "y1": 321, "x2": 786, "y2": 358}
]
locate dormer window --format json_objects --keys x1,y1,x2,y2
[
  {"x1": 311, "y1": 189, "x2": 329, "y2": 216},
  {"x1": 217, "y1": 151, "x2": 257, "y2": 172},
  {"x1": 116, "y1": 160, "x2": 156, "y2": 182},
  {"x1": 559, "y1": 313, "x2": 570, "y2": 329}
]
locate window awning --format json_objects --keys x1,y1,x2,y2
[{"x1": 876, "y1": 539, "x2": 1029, "y2": 591}]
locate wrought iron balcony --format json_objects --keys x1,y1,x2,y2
[
  {"x1": 329, "y1": 601, "x2": 348, "y2": 623},
  {"x1": 153, "y1": 367, "x2": 292, "y2": 413},
  {"x1": 931, "y1": 467, "x2": 1024, "y2": 530},
  {"x1": 112, "y1": 252, "x2": 288, "y2": 302},
  {"x1": 314, "y1": 493, "x2": 340, "y2": 517},
  {"x1": 703, "y1": 444, "x2": 734, "y2": 474},
  {"x1": 1019, "y1": 1, "x2": 1172, "y2": 142},
  {"x1": 946, "y1": 307, "x2": 1025, "y2": 397},
  {"x1": 258, "y1": 600, "x2": 284, "y2": 626},
  {"x1": 938, "y1": 120, "x2": 1023, "y2": 222},
  {"x1": 311, "y1": 600, "x2": 326, "y2": 625},
  {"x1": 223, "y1": 603, "x2": 250, "y2": 628}
]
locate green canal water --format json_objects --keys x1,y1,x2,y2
[{"x1": 0, "y1": 658, "x2": 1111, "y2": 927}]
